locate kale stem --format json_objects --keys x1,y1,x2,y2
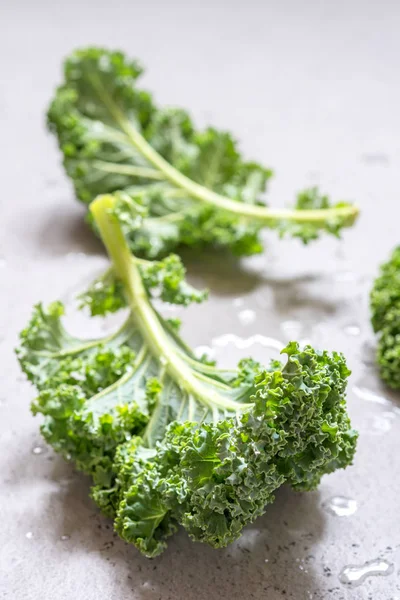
[
  {"x1": 88, "y1": 73, "x2": 359, "y2": 228},
  {"x1": 90, "y1": 194, "x2": 250, "y2": 414}
]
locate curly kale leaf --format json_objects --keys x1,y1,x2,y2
[
  {"x1": 370, "y1": 246, "x2": 400, "y2": 388},
  {"x1": 17, "y1": 237, "x2": 252, "y2": 514},
  {"x1": 47, "y1": 46, "x2": 358, "y2": 258},
  {"x1": 17, "y1": 195, "x2": 357, "y2": 556},
  {"x1": 115, "y1": 343, "x2": 356, "y2": 556}
]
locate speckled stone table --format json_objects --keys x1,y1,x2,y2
[{"x1": 1, "y1": 1, "x2": 400, "y2": 598}]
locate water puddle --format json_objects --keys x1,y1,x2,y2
[
  {"x1": 322, "y1": 496, "x2": 357, "y2": 517},
  {"x1": 210, "y1": 334, "x2": 284, "y2": 369},
  {"x1": 212, "y1": 334, "x2": 283, "y2": 352},
  {"x1": 353, "y1": 386, "x2": 391, "y2": 406},
  {"x1": 339, "y1": 558, "x2": 394, "y2": 586}
]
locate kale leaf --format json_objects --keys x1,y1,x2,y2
[
  {"x1": 17, "y1": 195, "x2": 358, "y2": 556},
  {"x1": 47, "y1": 47, "x2": 359, "y2": 258}
]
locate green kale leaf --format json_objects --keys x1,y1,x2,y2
[
  {"x1": 17, "y1": 195, "x2": 358, "y2": 556},
  {"x1": 47, "y1": 47, "x2": 359, "y2": 258}
]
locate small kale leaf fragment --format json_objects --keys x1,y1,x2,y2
[{"x1": 370, "y1": 246, "x2": 400, "y2": 388}]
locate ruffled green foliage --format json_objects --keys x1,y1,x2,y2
[
  {"x1": 17, "y1": 302, "x2": 149, "y2": 486},
  {"x1": 115, "y1": 344, "x2": 357, "y2": 556},
  {"x1": 47, "y1": 47, "x2": 358, "y2": 258},
  {"x1": 287, "y1": 188, "x2": 357, "y2": 243},
  {"x1": 78, "y1": 253, "x2": 206, "y2": 316},
  {"x1": 370, "y1": 246, "x2": 400, "y2": 388},
  {"x1": 17, "y1": 196, "x2": 357, "y2": 557}
]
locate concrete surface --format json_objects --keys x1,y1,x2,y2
[{"x1": 1, "y1": 1, "x2": 400, "y2": 598}]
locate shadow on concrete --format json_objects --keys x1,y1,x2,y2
[{"x1": 43, "y1": 456, "x2": 326, "y2": 600}]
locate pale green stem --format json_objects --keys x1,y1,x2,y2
[
  {"x1": 88, "y1": 73, "x2": 359, "y2": 227},
  {"x1": 90, "y1": 195, "x2": 250, "y2": 413},
  {"x1": 93, "y1": 160, "x2": 165, "y2": 180}
]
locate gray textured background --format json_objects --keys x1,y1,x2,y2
[{"x1": 1, "y1": 1, "x2": 400, "y2": 598}]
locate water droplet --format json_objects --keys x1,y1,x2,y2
[
  {"x1": 280, "y1": 320, "x2": 303, "y2": 339},
  {"x1": 232, "y1": 297, "x2": 244, "y2": 308},
  {"x1": 343, "y1": 325, "x2": 361, "y2": 337},
  {"x1": 238, "y1": 309, "x2": 256, "y2": 326},
  {"x1": 322, "y1": 496, "x2": 358, "y2": 517},
  {"x1": 339, "y1": 559, "x2": 394, "y2": 587},
  {"x1": 141, "y1": 582, "x2": 151, "y2": 590},
  {"x1": 32, "y1": 446, "x2": 45, "y2": 455},
  {"x1": 60, "y1": 534, "x2": 70, "y2": 541},
  {"x1": 159, "y1": 356, "x2": 168, "y2": 366},
  {"x1": 26, "y1": 532, "x2": 34, "y2": 539},
  {"x1": 233, "y1": 528, "x2": 263, "y2": 551},
  {"x1": 353, "y1": 385, "x2": 390, "y2": 406}
]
